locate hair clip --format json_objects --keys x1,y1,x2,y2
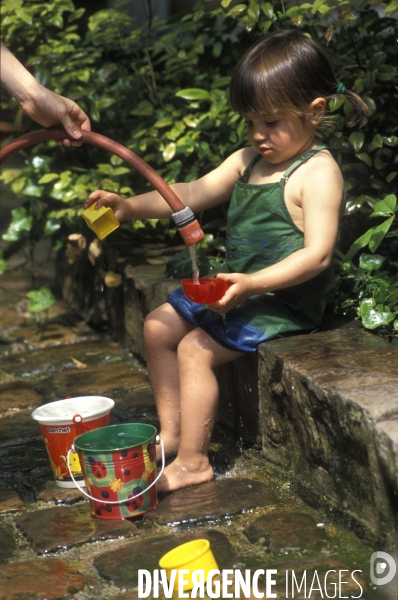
[{"x1": 336, "y1": 82, "x2": 346, "y2": 94}]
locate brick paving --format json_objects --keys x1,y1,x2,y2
[{"x1": 0, "y1": 260, "x2": 382, "y2": 600}]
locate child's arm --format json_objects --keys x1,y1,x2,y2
[
  {"x1": 213, "y1": 157, "x2": 345, "y2": 312},
  {"x1": 85, "y1": 147, "x2": 253, "y2": 222}
]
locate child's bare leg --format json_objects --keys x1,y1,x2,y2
[
  {"x1": 144, "y1": 303, "x2": 193, "y2": 460},
  {"x1": 157, "y1": 327, "x2": 243, "y2": 492}
]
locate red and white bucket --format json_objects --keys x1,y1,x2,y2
[{"x1": 31, "y1": 396, "x2": 114, "y2": 488}]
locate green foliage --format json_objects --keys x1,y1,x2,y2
[
  {"x1": 26, "y1": 285, "x2": 56, "y2": 313},
  {"x1": 0, "y1": 250, "x2": 6, "y2": 275},
  {"x1": 26, "y1": 285, "x2": 57, "y2": 335},
  {"x1": 332, "y1": 194, "x2": 397, "y2": 343},
  {"x1": 1, "y1": 0, "x2": 397, "y2": 338}
]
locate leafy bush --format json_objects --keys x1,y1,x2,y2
[{"x1": 1, "y1": 0, "x2": 397, "y2": 340}]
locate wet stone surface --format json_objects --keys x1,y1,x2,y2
[
  {"x1": 0, "y1": 381, "x2": 43, "y2": 412},
  {"x1": 15, "y1": 503, "x2": 139, "y2": 554},
  {"x1": 0, "y1": 524, "x2": 17, "y2": 563},
  {"x1": 149, "y1": 478, "x2": 276, "y2": 526},
  {"x1": 243, "y1": 512, "x2": 326, "y2": 553},
  {"x1": 0, "y1": 490, "x2": 25, "y2": 513},
  {"x1": 0, "y1": 558, "x2": 87, "y2": 600},
  {"x1": 94, "y1": 530, "x2": 236, "y2": 589},
  {"x1": 0, "y1": 339, "x2": 125, "y2": 380},
  {"x1": 37, "y1": 361, "x2": 150, "y2": 402},
  {"x1": 0, "y1": 266, "x2": 387, "y2": 599},
  {"x1": 35, "y1": 480, "x2": 88, "y2": 505}
]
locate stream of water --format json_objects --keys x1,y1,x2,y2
[{"x1": 189, "y1": 243, "x2": 200, "y2": 283}]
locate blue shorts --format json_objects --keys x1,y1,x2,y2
[{"x1": 167, "y1": 287, "x2": 269, "y2": 353}]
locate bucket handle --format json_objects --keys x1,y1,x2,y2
[{"x1": 67, "y1": 435, "x2": 165, "y2": 504}]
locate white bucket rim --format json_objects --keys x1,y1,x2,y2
[{"x1": 31, "y1": 396, "x2": 115, "y2": 425}]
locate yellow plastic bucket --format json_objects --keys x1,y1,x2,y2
[
  {"x1": 159, "y1": 539, "x2": 219, "y2": 592},
  {"x1": 82, "y1": 204, "x2": 119, "y2": 240}
]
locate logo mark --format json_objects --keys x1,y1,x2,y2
[{"x1": 370, "y1": 552, "x2": 397, "y2": 586}]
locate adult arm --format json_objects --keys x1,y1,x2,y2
[{"x1": 0, "y1": 42, "x2": 90, "y2": 145}]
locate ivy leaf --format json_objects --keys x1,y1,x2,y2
[
  {"x1": 371, "y1": 134, "x2": 383, "y2": 149},
  {"x1": 359, "y1": 300, "x2": 396, "y2": 330},
  {"x1": 24, "y1": 181, "x2": 44, "y2": 197},
  {"x1": 11, "y1": 177, "x2": 27, "y2": 195},
  {"x1": 175, "y1": 88, "x2": 210, "y2": 101},
  {"x1": 247, "y1": 1, "x2": 260, "y2": 21},
  {"x1": 362, "y1": 96, "x2": 377, "y2": 115},
  {"x1": 2, "y1": 207, "x2": 33, "y2": 242},
  {"x1": 26, "y1": 286, "x2": 56, "y2": 313},
  {"x1": 375, "y1": 65, "x2": 397, "y2": 82},
  {"x1": 385, "y1": 0, "x2": 398, "y2": 13},
  {"x1": 227, "y1": 4, "x2": 247, "y2": 17},
  {"x1": 349, "y1": 131, "x2": 365, "y2": 152},
  {"x1": 387, "y1": 172, "x2": 398, "y2": 183},
  {"x1": 368, "y1": 52, "x2": 386, "y2": 71},
  {"x1": 111, "y1": 167, "x2": 130, "y2": 176},
  {"x1": 44, "y1": 218, "x2": 61, "y2": 237},
  {"x1": 261, "y1": 2, "x2": 275, "y2": 18},
  {"x1": 384, "y1": 136, "x2": 398, "y2": 146},
  {"x1": 343, "y1": 229, "x2": 372, "y2": 261},
  {"x1": 162, "y1": 143, "x2": 177, "y2": 162},
  {"x1": 357, "y1": 152, "x2": 372, "y2": 167},
  {"x1": 38, "y1": 173, "x2": 59, "y2": 184},
  {"x1": 359, "y1": 253, "x2": 385, "y2": 271},
  {"x1": 329, "y1": 96, "x2": 345, "y2": 112},
  {"x1": 368, "y1": 217, "x2": 395, "y2": 253},
  {"x1": 370, "y1": 195, "x2": 396, "y2": 217},
  {"x1": 0, "y1": 169, "x2": 22, "y2": 185}
]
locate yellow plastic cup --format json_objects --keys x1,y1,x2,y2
[
  {"x1": 82, "y1": 204, "x2": 119, "y2": 240},
  {"x1": 159, "y1": 539, "x2": 219, "y2": 592}
]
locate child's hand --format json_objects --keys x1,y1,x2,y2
[
  {"x1": 85, "y1": 190, "x2": 131, "y2": 222},
  {"x1": 207, "y1": 273, "x2": 253, "y2": 313}
]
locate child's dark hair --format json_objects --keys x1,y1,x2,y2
[{"x1": 230, "y1": 30, "x2": 369, "y2": 132}]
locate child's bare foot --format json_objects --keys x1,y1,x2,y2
[{"x1": 156, "y1": 457, "x2": 214, "y2": 493}]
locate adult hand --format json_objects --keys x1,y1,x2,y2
[
  {"x1": 1, "y1": 42, "x2": 91, "y2": 146},
  {"x1": 20, "y1": 86, "x2": 91, "y2": 147}
]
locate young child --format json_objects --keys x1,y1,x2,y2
[{"x1": 85, "y1": 30, "x2": 369, "y2": 493}]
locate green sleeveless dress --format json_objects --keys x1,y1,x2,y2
[{"x1": 168, "y1": 145, "x2": 335, "y2": 352}]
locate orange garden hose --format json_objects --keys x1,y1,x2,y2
[{"x1": 0, "y1": 127, "x2": 204, "y2": 245}]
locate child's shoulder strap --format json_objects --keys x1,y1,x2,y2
[
  {"x1": 282, "y1": 144, "x2": 328, "y2": 181},
  {"x1": 241, "y1": 153, "x2": 262, "y2": 183}
]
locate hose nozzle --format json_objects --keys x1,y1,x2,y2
[{"x1": 172, "y1": 207, "x2": 204, "y2": 246}]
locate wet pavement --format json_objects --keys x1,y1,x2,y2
[{"x1": 0, "y1": 253, "x2": 395, "y2": 600}]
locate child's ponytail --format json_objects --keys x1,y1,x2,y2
[{"x1": 334, "y1": 83, "x2": 370, "y2": 127}]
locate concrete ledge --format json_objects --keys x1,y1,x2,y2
[{"x1": 257, "y1": 320, "x2": 398, "y2": 547}]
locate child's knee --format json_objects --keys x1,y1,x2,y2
[
  {"x1": 177, "y1": 330, "x2": 213, "y2": 365},
  {"x1": 144, "y1": 303, "x2": 188, "y2": 349},
  {"x1": 143, "y1": 307, "x2": 165, "y2": 343}
]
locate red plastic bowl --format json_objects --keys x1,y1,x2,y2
[{"x1": 182, "y1": 278, "x2": 230, "y2": 304}]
